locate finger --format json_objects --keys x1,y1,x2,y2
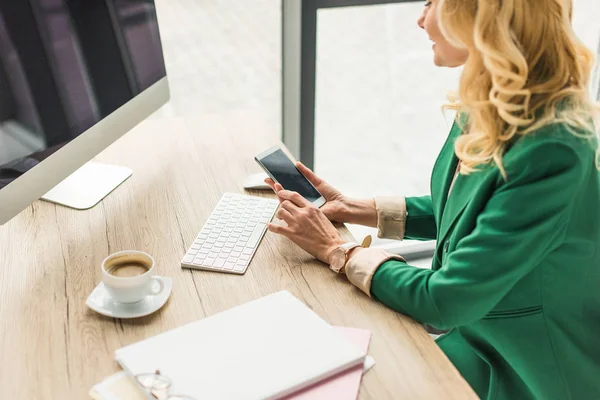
[
  {"x1": 278, "y1": 190, "x2": 311, "y2": 208},
  {"x1": 296, "y1": 162, "x2": 322, "y2": 186},
  {"x1": 274, "y1": 183, "x2": 284, "y2": 192},
  {"x1": 275, "y1": 207, "x2": 294, "y2": 222},
  {"x1": 264, "y1": 178, "x2": 277, "y2": 191},
  {"x1": 268, "y1": 223, "x2": 293, "y2": 236},
  {"x1": 280, "y1": 199, "x2": 300, "y2": 215}
]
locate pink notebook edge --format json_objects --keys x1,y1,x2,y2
[{"x1": 282, "y1": 326, "x2": 372, "y2": 400}]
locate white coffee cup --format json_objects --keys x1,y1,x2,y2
[{"x1": 101, "y1": 250, "x2": 164, "y2": 303}]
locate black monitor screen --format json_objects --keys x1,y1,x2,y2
[{"x1": 0, "y1": 0, "x2": 166, "y2": 189}]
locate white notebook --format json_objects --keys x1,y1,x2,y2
[{"x1": 115, "y1": 291, "x2": 366, "y2": 400}]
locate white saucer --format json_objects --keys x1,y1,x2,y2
[{"x1": 86, "y1": 276, "x2": 172, "y2": 318}]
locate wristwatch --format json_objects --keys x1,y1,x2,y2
[
  {"x1": 329, "y1": 235, "x2": 372, "y2": 274},
  {"x1": 329, "y1": 242, "x2": 361, "y2": 274}
]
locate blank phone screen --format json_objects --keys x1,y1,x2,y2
[{"x1": 259, "y1": 150, "x2": 322, "y2": 202}]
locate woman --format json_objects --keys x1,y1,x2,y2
[{"x1": 266, "y1": 0, "x2": 600, "y2": 398}]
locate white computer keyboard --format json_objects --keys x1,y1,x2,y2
[{"x1": 181, "y1": 193, "x2": 279, "y2": 274}]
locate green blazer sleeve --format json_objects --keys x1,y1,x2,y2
[
  {"x1": 404, "y1": 195, "x2": 437, "y2": 241},
  {"x1": 370, "y1": 139, "x2": 587, "y2": 330}
]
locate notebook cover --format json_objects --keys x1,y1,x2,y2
[
  {"x1": 114, "y1": 291, "x2": 365, "y2": 400},
  {"x1": 91, "y1": 327, "x2": 373, "y2": 400}
]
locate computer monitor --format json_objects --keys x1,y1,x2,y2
[{"x1": 0, "y1": 0, "x2": 169, "y2": 225}]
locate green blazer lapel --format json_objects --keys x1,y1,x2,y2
[
  {"x1": 437, "y1": 169, "x2": 486, "y2": 249},
  {"x1": 430, "y1": 121, "x2": 461, "y2": 225}
]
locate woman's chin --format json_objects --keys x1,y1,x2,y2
[
  {"x1": 432, "y1": 49, "x2": 468, "y2": 68},
  {"x1": 433, "y1": 54, "x2": 453, "y2": 68}
]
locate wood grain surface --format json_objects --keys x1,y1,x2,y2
[{"x1": 0, "y1": 114, "x2": 475, "y2": 399}]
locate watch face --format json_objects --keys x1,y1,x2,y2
[{"x1": 330, "y1": 248, "x2": 346, "y2": 272}]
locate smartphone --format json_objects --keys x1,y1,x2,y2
[{"x1": 255, "y1": 146, "x2": 326, "y2": 208}]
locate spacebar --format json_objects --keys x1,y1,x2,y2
[{"x1": 247, "y1": 223, "x2": 267, "y2": 248}]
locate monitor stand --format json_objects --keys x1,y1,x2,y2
[{"x1": 41, "y1": 162, "x2": 132, "y2": 210}]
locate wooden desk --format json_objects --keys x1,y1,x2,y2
[{"x1": 0, "y1": 114, "x2": 475, "y2": 399}]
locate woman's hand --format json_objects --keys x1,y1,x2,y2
[
  {"x1": 267, "y1": 189, "x2": 345, "y2": 264},
  {"x1": 265, "y1": 162, "x2": 348, "y2": 223},
  {"x1": 265, "y1": 162, "x2": 378, "y2": 228}
]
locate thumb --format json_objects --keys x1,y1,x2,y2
[{"x1": 296, "y1": 162, "x2": 322, "y2": 186}]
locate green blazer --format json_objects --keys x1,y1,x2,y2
[{"x1": 370, "y1": 120, "x2": 600, "y2": 399}]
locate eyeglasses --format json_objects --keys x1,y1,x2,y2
[{"x1": 135, "y1": 370, "x2": 196, "y2": 400}]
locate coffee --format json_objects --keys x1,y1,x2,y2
[
  {"x1": 104, "y1": 253, "x2": 152, "y2": 278},
  {"x1": 107, "y1": 262, "x2": 150, "y2": 277},
  {"x1": 101, "y1": 250, "x2": 161, "y2": 303}
]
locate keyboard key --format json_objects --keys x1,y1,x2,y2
[
  {"x1": 247, "y1": 224, "x2": 267, "y2": 248},
  {"x1": 223, "y1": 262, "x2": 235, "y2": 270},
  {"x1": 204, "y1": 257, "x2": 216, "y2": 267},
  {"x1": 182, "y1": 254, "x2": 195, "y2": 263},
  {"x1": 214, "y1": 259, "x2": 226, "y2": 269},
  {"x1": 234, "y1": 262, "x2": 247, "y2": 272},
  {"x1": 242, "y1": 248, "x2": 253, "y2": 255}
]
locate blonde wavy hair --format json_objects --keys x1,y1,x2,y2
[{"x1": 438, "y1": 0, "x2": 599, "y2": 176}]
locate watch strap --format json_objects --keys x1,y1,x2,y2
[
  {"x1": 330, "y1": 241, "x2": 361, "y2": 274},
  {"x1": 340, "y1": 242, "x2": 361, "y2": 252}
]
